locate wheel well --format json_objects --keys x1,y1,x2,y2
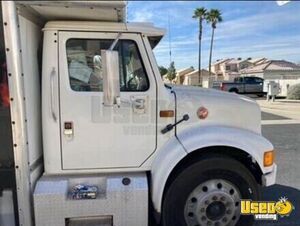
[
  {"x1": 229, "y1": 88, "x2": 238, "y2": 93},
  {"x1": 164, "y1": 146, "x2": 263, "y2": 200}
]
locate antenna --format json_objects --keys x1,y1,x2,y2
[{"x1": 168, "y1": 11, "x2": 172, "y2": 64}]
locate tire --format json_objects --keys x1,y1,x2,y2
[
  {"x1": 162, "y1": 155, "x2": 261, "y2": 226},
  {"x1": 229, "y1": 89, "x2": 238, "y2": 93}
]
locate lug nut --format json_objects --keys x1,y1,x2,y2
[
  {"x1": 188, "y1": 212, "x2": 194, "y2": 217},
  {"x1": 222, "y1": 217, "x2": 227, "y2": 223},
  {"x1": 191, "y1": 197, "x2": 197, "y2": 203}
]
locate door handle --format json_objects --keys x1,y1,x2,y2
[
  {"x1": 115, "y1": 96, "x2": 147, "y2": 113},
  {"x1": 50, "y1": 67, "x2": 57, "y2": 122},
  {"x1": 131, "y1": 96, "x2": 147, "y2": 114},
  {"x1": 132, "y1": 98, "x2": 145, "y2": 109}
]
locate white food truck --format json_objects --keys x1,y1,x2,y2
[{"x1": 0, "y1": 1, "x2": 276, "y2": 226}]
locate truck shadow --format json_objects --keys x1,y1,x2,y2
[{"x1": 254, "y1": 184, "x2": 300, "y2": 226}]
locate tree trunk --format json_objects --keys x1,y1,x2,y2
[
  {"x1": 198, "y1": 18, "x2": 202, "y2": 85},
  {"x1": 208, "y1": 27, "x2": 215, "y2": 79}
]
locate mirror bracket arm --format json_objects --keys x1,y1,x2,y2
[{"x1": 109, "y1": 33, "x2": 122, "y2": 51}]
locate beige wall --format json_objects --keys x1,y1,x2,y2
[
  {"x1": 224, "y1": 73, "x2": 240, "y2": 81},
  {"x1": 183, "y1": 74, "x2": 200, "y2": 86},
  {"x1": 202, "y1": 76, "x2": 215, "y2": 88},
  {"x1": 182, "y1": 70, "x2": 214, "y2": 86}
]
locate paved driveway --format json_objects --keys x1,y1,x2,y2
[
  {"x1": 254, "y1": 125, "x2": 300, "y2": 226},
  {"x1": 255, "y1": 105, "x2": 300, "y2": 226}
]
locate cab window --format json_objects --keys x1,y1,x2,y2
[
  {"x1": 254, "y1": 77, "x2": 263, "y2": 83},
  {"x1": 66, "y1": 39, "x2": 149, "y2": 92}
]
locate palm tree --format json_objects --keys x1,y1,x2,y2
[
  {"x1": 192, "y1": 7, "x2": 207, "y2": 85},
  {"x1": 206, "y1": 9, "x2": 223, "y2": 78}
]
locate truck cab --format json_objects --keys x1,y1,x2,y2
[
  {"x1": 1, "y1": 1, "x2": 276, "y2": 226},
  {"x1": 42, "y1": 21, "x2": 171, "y2": 172}
]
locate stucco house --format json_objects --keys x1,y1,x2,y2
[
  {"x1": 173, "y1": 67, "x2": 194, "y2": 84},
  {"x1": 224, "y1": 58, "x2": 253, "y2": 81},
  {"x1": 241, "y1": 60, "x2": 300, "y2": 96},
  {"x1": 210, "y1": 59, "x2": 231, "y2": 81},
  {"x1": 182, "y1": 69, "x2": 215, "y2": 87},
  {"x1": 162, "y1": 67, "x2": 194, "y2": 84},
  {"x1": 210, "y1": 58, "x2": 252, "y2": 81}
]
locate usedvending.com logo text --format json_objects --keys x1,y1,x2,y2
[{"x1": 241, "y1": 197, "x2": 294, "y2": 220}]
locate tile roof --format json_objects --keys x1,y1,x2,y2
[
  {"x1": 184, "y1": 69, "x2": 215, "y2": 77},
  {"x1": 226, "y1": 59, "x2": 248, "y2": 64},
  {"x1": 248, "y1": 58, "x2": 267, "y2": 64},
  {"x1": 176, "y1": 67, "x2": 195, "y2": 77},
  {"x1": 241, "y1": 60, "x2": 300, "y2": 73},
  {"x1": 212, "y1": 58, "x2": 231, "y2": 66}
]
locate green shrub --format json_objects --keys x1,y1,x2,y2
[{"x1": 287, "y1": 83, "x2": 300, "y2": 100}]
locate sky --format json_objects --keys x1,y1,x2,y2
[{"x1": 127, "y1": 1, "x2": 300, "y2": 70}]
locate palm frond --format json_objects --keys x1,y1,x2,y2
[
  {"x1": 206, "y1": 9, "x2": 223, "y2": 28},
  {"x1": 192, "y1": 7, "x2": 207, "y2": 19}
]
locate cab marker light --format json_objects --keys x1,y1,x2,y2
[
  {"x1": 160, "y1": 110, "x2": 174, "y2": 118},
  {"x1": 264, "y1": 150, "x2": 275, "y2": 167}
]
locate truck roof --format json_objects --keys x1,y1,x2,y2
[
  {"x1": 43, "y1": 21, "x2": 166, "y2": 38},
  {"x1": 16, "y1": 1, "x2": 165, "y2": 47},
  {"x1": 17, "y1": 1, "x2": 127, "y2": 22}
]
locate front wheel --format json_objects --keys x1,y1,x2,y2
[{"x1": 162, "y1": 156, "x2": 261, "y2": 226}]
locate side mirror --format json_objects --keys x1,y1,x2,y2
[{"x1": 102, "y1": 50, "x2": 120, "y2": 106}]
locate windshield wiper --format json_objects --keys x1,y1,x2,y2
[{"x1": 164, "y1": 84, "x2": 172, "y2": 89}]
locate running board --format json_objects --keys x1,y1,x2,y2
[{"x1": 33, "y1": 172, "x2": 148, "y2": 226}]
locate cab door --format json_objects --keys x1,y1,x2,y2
[{"x1": 58, "y1": 32, "x2": 157, "y2": 169}]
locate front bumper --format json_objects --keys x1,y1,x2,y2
[{"x1": 262, "y1": 164, "x2": 277, "y2": 187}]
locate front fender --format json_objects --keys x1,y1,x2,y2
[
  {"x1": 177, "y1": 125, "x2": 274, "y2": 174},
  {"x1": 151, "y1": 125, "x2": 274, "y2": 214},
  {"x1": 151, "y1": 135, "x2": 186, "y2": 214}
]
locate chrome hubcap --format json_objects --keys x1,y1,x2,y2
[{"x1": 184, "y1": 179, "x2": 241, "y2": 226}]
